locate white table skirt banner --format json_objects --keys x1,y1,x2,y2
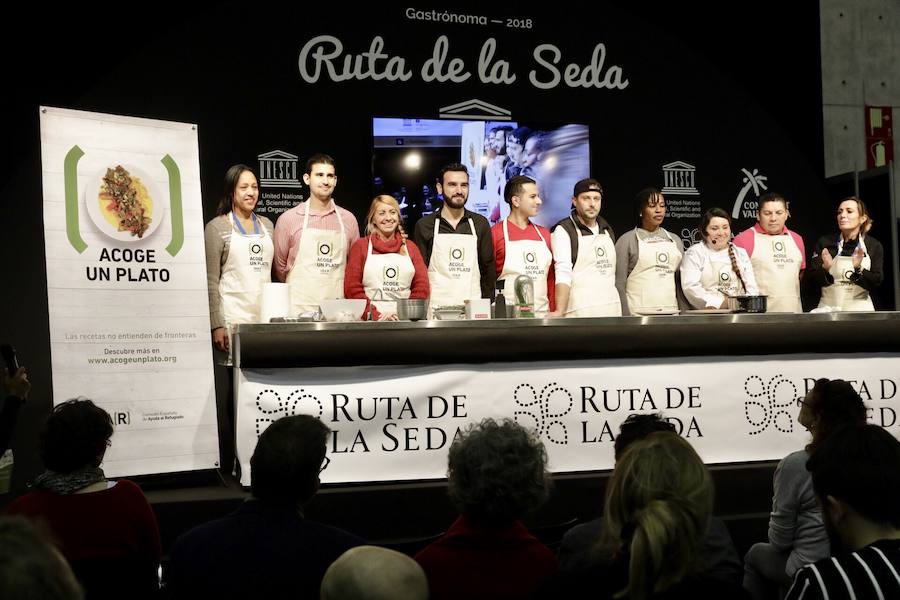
[
  {"x1": 235, "y1": 353, "x2": 900, "y2": 486},
  {"x1": 40, "y1": 106, "x2": 218, "y2": 476}
]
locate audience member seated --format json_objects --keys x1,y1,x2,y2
[
  {"x1": 558, "y1": 413, "x2": 742, "y2": 584},
  {"x1": 5, "y1": 398, "x2": 161, "y2": 599},
  {"x1": 785, "y1": 424, "x2": 900, "y2": 600},
  {"x1": 743, "y1": 378, "x2": 867, "y2": 600},
  {"x1": 321, "y1": 545, "x2": 428, "y2": 600},
  {"x1": 1, "y1": 365, "x2": 31, "y2": 488},
  {"x1": 0, "y1": 515, "x2": 83, "y2": 600},
  {"x1": 538, "y1": 432, "x2": 749, "y2": 599},
  {"x1": 415, "y1": 418, "x2": 557, "y2": 599},
  {"x1": 165, "y1": 415, "x2": 364, "y2": 600}
]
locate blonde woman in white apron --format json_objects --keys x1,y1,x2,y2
[
  {"x1": 732, "y1": 193, "x2": 805, "y2": 313},
  {"x1": 809, "y1": 196, "x2": 883, "y2": 311},
  {"x1": 614, "y1": 188, "x2": 685, "y2": 315},
  {"x1": 204, "y1": 165, "x2": 275, "y2": 355},
  {"x1": 344, "y1": 195, "x2": 430, "y2": 320},
  {"x1": 681, "y1": 208, "x2": 758, "y2": 309}
]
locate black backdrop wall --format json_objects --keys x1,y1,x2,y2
[{"x1": 1, "y1": 1, "x2": 826, "y2": 490}]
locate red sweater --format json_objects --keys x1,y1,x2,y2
[
  {"x1": 416, "y1": 515, "x2": 558, "y2": 600},
  {"x1": 491, "y1": 219, "x2": 556, "y2": 312},
  {"x1": 344, "y1": 233, "x2": 429, "y2": 319}
]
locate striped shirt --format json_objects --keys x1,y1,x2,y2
[
  {"x1": 272, "y1": 200, "x2": 360, "y2": 282},
  {"x1": 785, "y1": 539, "x2": 900, "y2": 600}
]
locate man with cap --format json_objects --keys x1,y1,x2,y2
[
  {"x1": 550, "y1": 179, "x2": 620, "y2": 317},
  {"x1": 414, "y1": 163, "x2": 495, "y2": 315}
]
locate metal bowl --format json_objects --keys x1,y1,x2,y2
[
  {"x1": 395, "y1": 298, "x2": 429, "y2": 321},
  {"x1": 726, "y1": 295, "x2": 768, "y2": 313}
]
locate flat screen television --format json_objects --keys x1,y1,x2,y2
[{"x1": 372, "y1": 117, "x2": 590, "y2": 232}]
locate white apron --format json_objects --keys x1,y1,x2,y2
[
  {"x1": 567, "y1": 218, "x2": 621, "y2": 317},
  {"x1": 819, "y1": 237, "x2": 874, "y2": 311},
  {"x1": 362, "y1": 238, "x2": 415, "y2": 316},
  {"x1": 499, "y1": 220, "x2": 552, "y2": 316},
  {"x1": 219, "y1": 213, "x2": 274, "y2": 325},
  {"x1": 428, "y1": 218, "x2": 481, "y2": 314},
  {"x1": 287, "y1": 202, "x2": 347, "y2": 314},
  {"x1": 751, "y1": 231, "x2": 802, "y2": 313},
  {"x1": 699, "y1": 246, "x2": 745, "y2": 298},
  {"x1": 625, "y1": 229, "x2": 681, "y2": 313}
]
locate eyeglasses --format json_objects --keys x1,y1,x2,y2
[
  {"x1": 795, "y1": 398, "x2": 812, "y2": 408},
  {"x1": 319, "y1": 456, "x2": 331, "y2": 474}
]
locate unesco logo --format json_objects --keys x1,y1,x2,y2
[
  {"x1": 525, "y1": 252, "x2": 536, "y2": 264},
  {"x1": 744, "y1": 375, "x2": 797, "y2": 435},
  {"x1": 512, "y1": 382, "x2": 573, "y2": 446},
  {"x1": 774, "y1": 241, "x2": 785, "y2": 253},
  {"x1": 383, "y1": 266, "x2": 398, "y2": 280},
  {"x1": 254, "y1": 388, "x2": 323, "y2": 436},
  {"x1": 319, "y1": 243, "x2": 332, "y2": 256},
  {"x1": 656, "y1": 252, "x2": 669, "y2": 264},
  {"x1": 450, "y1": 247, "x2": 465, "y2": 261},
  {"x1": 250, "y1": 243, "x2": 262, "y2": 255}
]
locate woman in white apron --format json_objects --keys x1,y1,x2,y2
[
  {"x1": 681, "y1": 208, "x2": 758, "y2": 309},
  {"x1": 809, "y1": 196, "x2": 884, "y2": 311},
  {"x1": 732, "y1": 193, "x2": 805, "y2": 313},
  {"x1": 204, "y1": 164, "x2": 275, "y2": 354},
  {"x1": 343, "y1": 195, "x2": 430, "y2": 320},
  {"x1": 614, "y1": 188, "x2": 686, "y2": 315}
]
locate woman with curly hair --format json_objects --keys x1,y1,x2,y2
[{"x1": 415, "y1": 418, "x2": 556, "y2": 599}]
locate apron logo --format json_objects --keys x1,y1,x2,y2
[
  {"x1": 843, "y1": 269, "x2": 854, "y2": 280},
  {"x1": 595, "y1": 247, "x2": 606, "y2": 258},
  {"x1": 656, "y1": 252, "x2": 669, "y2": 264},
  {"x1": 525, "y1": 252, "x2": 536, "y2": 263},
  {"x1": 250, "y1": 243, "x2": 262, "y2": 255},
  {"x1": 719, "y1": 272, "x2": 731, "y2": 282},
  {"x1": 450, "y1": 247, "x2": 465, "y2": 261},
  {"x1": 319, "y1": 243, "x2": 332, "y2": 256},
  {"x1": 773, "y1": 241, "x2": 785, "y2": 252},
  {"x1": 384, "y1": 266, "x2": 398, "y2": 280}
]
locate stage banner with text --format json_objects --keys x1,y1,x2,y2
[
  {"x1": 235, "y1": 353, "x2": 900, "y2": 486},
  {"x1": 40, "y1": 106, "x2": 218, "y2": 476}
]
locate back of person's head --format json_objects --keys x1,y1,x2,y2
[
  {"x1": 40, "y1": 399, "x2": 113, "y2": 473},
  {"x1": 614, "y1": 413, "x2": 677, "y2": 461},
  {"x1": 806, "y1": 378, "x2": 867, "y2": 451},
  {"x1": 447, "y1": 418, "x2": 550, "y2": 524},
  {"x1": 0, "y1": 516, "x2": 83, "y2": 600},
  {"x1": 604, "y1": 432, "x2": 713, "y2": 600},
  {"x1": 807, "y1": 424, "x2": 900, "y2": 529},
  {"x1": 320, "y1": 546, "x2": 428, "y2": 600},
  {"x1": 250, "y1": 415, "x2": 329, "y2": 506}
]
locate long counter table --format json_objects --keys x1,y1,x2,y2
[{"x1": 234, "y1": 312, "x2": 900, "y2": 368}]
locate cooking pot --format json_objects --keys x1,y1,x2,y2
[
  {"x1": 396, "y1": 298, "x2": 429, "y2": 321},
  {"x1": 726, "y1": 295, "x2": 767, "y2": 313}
]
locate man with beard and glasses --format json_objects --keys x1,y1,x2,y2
[
  {"x1": 551, "y1": 178, "x2": 621, "y2": 317},
  {"x1": 414, "y1": 163, "x2": 495, "y2": 314},
  {"x1": 784, "y1": 424, "x2": 900, "y2": 600}
]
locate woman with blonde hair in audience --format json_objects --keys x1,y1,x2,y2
[{"x1": 539, "y1": 431, "x2": 746, "y2": 599}]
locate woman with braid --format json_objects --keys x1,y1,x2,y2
[
  {"x1": 344, "y1": 195, "x2": 429, "y2": 320},
  {"x1": 680, "y1": 208, "x2": 758, "y2": 309}
]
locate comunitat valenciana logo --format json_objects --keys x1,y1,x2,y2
[
  {"x1": 513, "y1": 382, "x2": 572, "y2": 445},
  {"x1": 731, "y1": 167, "x2": 769, "y2": 219},
  {"x1": 744, "y1": 374, "x2": 797, "y2": 435}
]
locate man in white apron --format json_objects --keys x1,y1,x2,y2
[
  {"x1": 551, "y1": 178, "x2": 620, "y2": 317},
  {"x1": 491, "y1": 176, "x2": 556, "y2": 316},
  {"x1": 273, "y1": 154, "x2": 360, "y2": 314},
  {"x1": 733, "y1": 194, "x2": 805, "y2": 313},
  {"x1": 413, "y1": 163, "x2": 495, "y2": 317}
]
